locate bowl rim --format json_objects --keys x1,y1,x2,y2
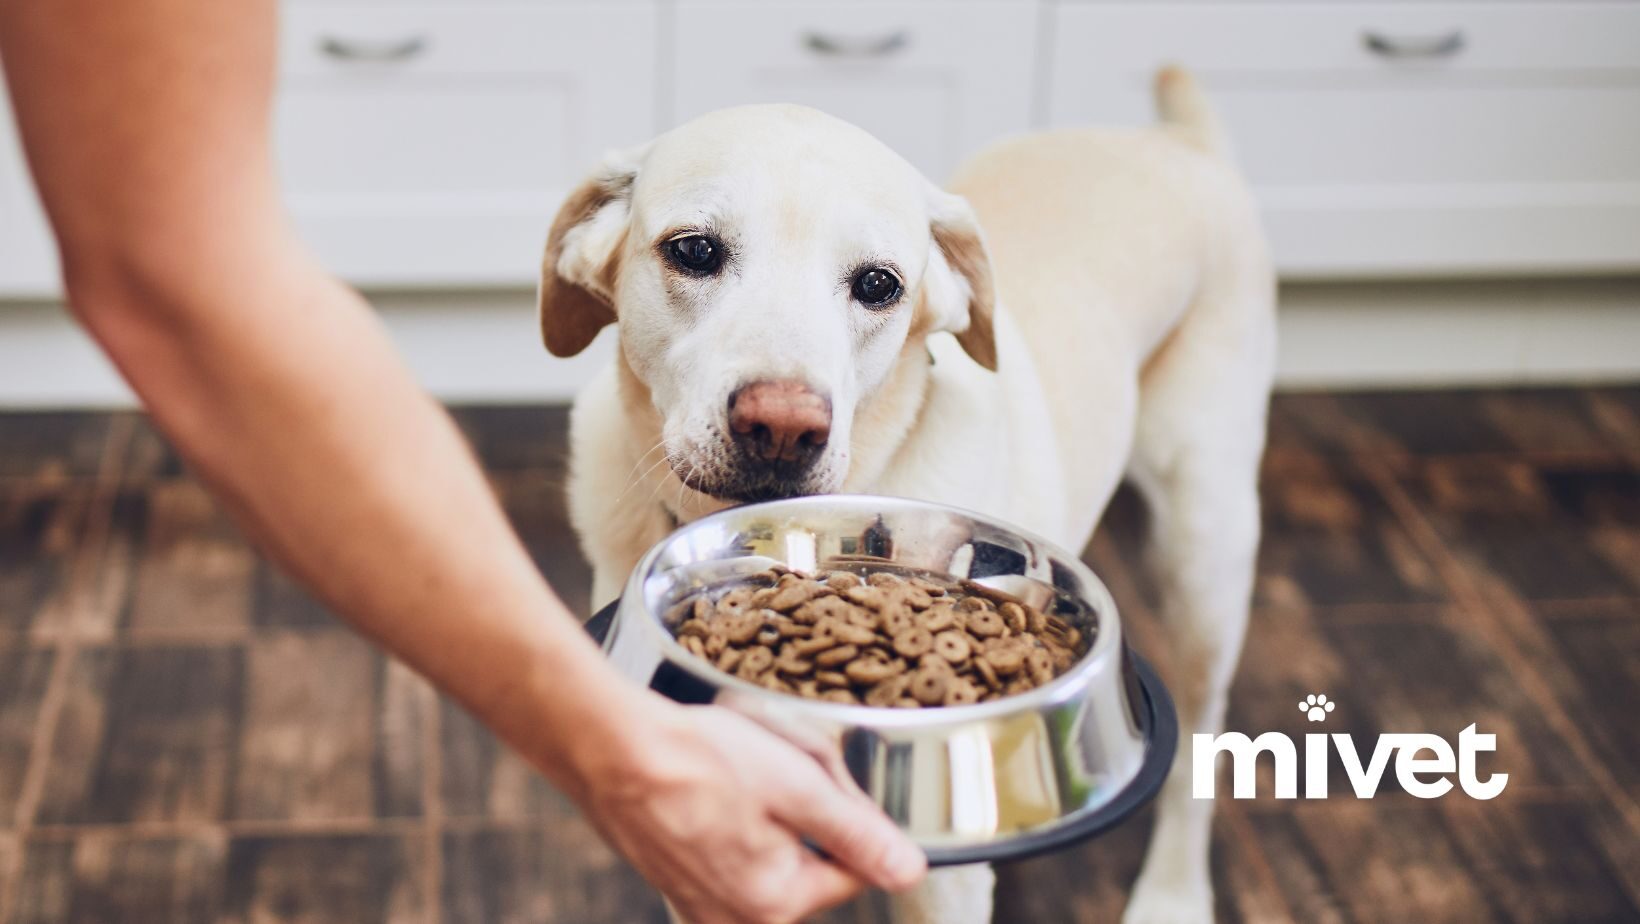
[{"x1": 619, "y1": 493, "x2": 1126, "y2": 728}]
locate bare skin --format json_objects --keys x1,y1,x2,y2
[{"x1": 0, "y1": 1, "x2": 925, "y2": 921}]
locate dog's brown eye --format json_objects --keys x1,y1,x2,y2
[
  {"x1": 665, "y1": 234, "x2": 722, "y2": 274},
  {"x1": 852, "y1": 268, "x2": 902, "y2": 307}
]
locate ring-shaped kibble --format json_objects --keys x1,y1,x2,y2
[
  {"x1": 777, "y1": 658, "x2": 813, "y2": 677},
  {"x1": 845, "y1": 658, "x2": 901, "y2": 685},
  {"x1": 924, "y1": 605, "x2": 957, "y2": 633},
  {"x1": 934, "y1": 630, "x2": 971, "y2": 664},
  {"x1": 943, "y1": 679, "x2": 980, "y2": 706},
  {"x1": 832, "y1": 622, "x2": 877, "y2": 646},
  {"x1": 974, "y1": 656, "x2": 999, "y2": 688},
  {"x1": 826, "y1": 571, "x2": 862, "y2": 592},
  {"x1": 865, "y1": 675, "x2": 909, "y2": 706},
  {"x1": 893, "y1": 627, "x2": 934, "y2": 659},
  {"x1": 882, "y1": 608, "x2": 916, "y2": 635},
  {"x1": 910, "y1": 670, "x2": 948, "y2": 705},
  {"x1": 1000, "y1": 602, "x2": 1028, "y2": 633},
  {"x1": 1027, "y1": 649, "x2": 1053, "y2": 675},
  {"x1": 739, "y1": 646, "x2": 774, "y2": 675},
  {"x1": 968, "y1": 609, "x2": 1005, "y2": 638},
  {"x1": 910, "y1": 576, "x2": 947, "y2": 596},
  {"x1": 985, "y1": 646, "x2": 1026, "y2": 676},
  {"x1": 845, "y1": 608, "x2": 879, "y2": 630},
  {"x1": 814, "y1": 644, "x2": 858, "y2": 667},
  {"x1": 725, "y1": 614, "x2": 764, "y2": 645},
  {"x1": 793, "y1": 634, "x2": 838, "y2": 656}
]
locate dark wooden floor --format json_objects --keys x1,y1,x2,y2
[{"x1": 0, "y1": 387, "x2": 1637, "y2": 924}]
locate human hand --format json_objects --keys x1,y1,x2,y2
[{"x1": 573, "y1": 699, "x2": 927, "y2": 923}]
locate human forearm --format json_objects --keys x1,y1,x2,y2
[
  {"x1": 1, "y1": 0, "x2": 648, "y2": 793},
  {"x1": 2, "y1": 0, "x2": 924, "y2": 913},
  {"x1": 73, "y1": 239, "x2": 647, "y2": 796}
]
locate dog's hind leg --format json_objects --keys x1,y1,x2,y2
[{"x1": 1120, "y1": 287, "x2": 1274, "y2": 924}]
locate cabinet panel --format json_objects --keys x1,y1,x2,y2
[
  {"x1": 671, "y1": 1, "x2": 1039, "y2": 183},
  {"x1": 0, "y1": 73, "x2": 60, "y2": 296},
  {"x1": 1047, "y1": 2, "x2": 1640, "y2": 277},
  {"x1": 276, "y1": 2, "x2": 658, "y2": 286}
]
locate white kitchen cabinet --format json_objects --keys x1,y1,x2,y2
[
  {"x1": 669, "y1": 1, "x2": 1039, "y2": 183},
  {"x1": 0, "y1": 78, "x2": 59, "y2": 296},
  {"x1": 6, "y1": 0, "x2": 1639, "y2": 297},
  {"x1": 1046, "y1": 2, "x2": 1640, "y2": 278},
  {"x1": 275, "y1": 2, "x2": 658, "y2": 286}
]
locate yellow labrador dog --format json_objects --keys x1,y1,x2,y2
[{"x1": 540, "y1": 68, "x2": 1274, "y2": 924}]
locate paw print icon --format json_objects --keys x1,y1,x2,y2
[{"x1": 1300, "y1": 693, "x2": 1336, "y2": 722}]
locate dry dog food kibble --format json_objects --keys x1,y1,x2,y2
[{"x1": 663, "y1": 567, "x2": 1087, "y2": 708}]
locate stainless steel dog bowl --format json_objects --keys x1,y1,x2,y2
[{"x1": 586, "y1": 495, "x2": 1174, "y2": 865}]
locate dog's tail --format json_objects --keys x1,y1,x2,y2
[{"x1": 1154, "y1": 65, "x2": 1231, "y2": 160}]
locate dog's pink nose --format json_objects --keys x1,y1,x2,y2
[{"x1": 728, "y1": 380, "x2": 831, "y2": 465}]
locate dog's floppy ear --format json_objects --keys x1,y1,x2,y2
[
  {"x1": 538, "y1": 146, "x2": 645, "y2": 357},
  {"x1": 923, "y1": 187, "x2": 999, "y2": 372}
]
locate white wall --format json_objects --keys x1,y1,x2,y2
[{"x1": 1, "y1": 278, "x2": 1634, "y2": 410}]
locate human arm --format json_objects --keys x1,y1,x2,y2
[{"x1": 0, "y1": 1, "x2": 924, "y2": 920}]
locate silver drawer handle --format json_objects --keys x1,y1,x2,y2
[
  {"x1": 1363, "y1": 29, "x2": 1464, "y2": 59},
  {"x1": 803, "y1": 30, "x2": 909, "y2": 58},
  {"x1": 319, "y1": 35, "x2": 428, "y2": 62}
]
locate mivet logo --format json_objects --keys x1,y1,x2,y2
[{"x1": 1192, "y1": 694, "x2": 1509, "y2": 800}]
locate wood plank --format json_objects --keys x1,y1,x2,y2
[
  {"x1": 221, "y1": 834, "x2": 427, "y2": 924},
  {"x1": 1257, "y1": 454, "x2": 1449, "y2": 609},
  {"x1": 122, "y1": 482, "x2": 255, "y2": 633},
  {"x1": 0, "y1": 645, "x2": 55, "y2": 827},
  {"x1": 0, "y1": 413, "x2": 110, "y2": 483},
  {"x1": 1442, "y1": 800, "x2": 1640, "y2": 923},
  {"x1": 251, "y1": 563, "x2": 340, "y2": 629},
  {"x1": 11, "y1": 834, "x2": 226, "y2": 924},
  {"x1": 441, "y1": 828, "x2": 662, "y2": 924},
  {"x1": 0, "y1": 484, "x2": 96, "y2": 636},
  {"x1": 492, "y1": 471, "x2": 591, "y2": 619},
  {"x1": 232, "y1": 630, "x2": 425, "y2": 822},
  {"x1": 439, "y1": 697, "x2": 562, "y2": 821},
  {"x1": 36, "y1": 647, "x2": 242, "y2": 825},
  {"x1": 112, "y1": 415, "x2": 185, "y2": 486},
  {"x1": 452, "y1": 406, "x2": 572, "y2": 473},
  {"x1": 993, "y1": 804, "x2": 1292, "y2": 924},
  {"x1": 0, "y1": 830, "x2": 17, "y2": 923},
  {"x1": 1538, "y1": 607, "x2": 1640, "y2": 800},
  {"x1": 1396, "y1": 457, "x2": 1640, "y2": 602},
  {"x1": 1248, "y1": 802, "x2": 1505, "y2": 924},
  {"x1": 1478, "y1": 389, "x2": 1636, "y2": 459}
]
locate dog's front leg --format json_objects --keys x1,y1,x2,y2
[
  {"x1": 1123, "y1": 433, "x2": 1263, "y2": 924},
  {"x1": 890, "y1": 864, "x2": 996, "y2": 924}
]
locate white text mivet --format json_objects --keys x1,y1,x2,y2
[{"x1": 1192, "y1": 694, "x2": 1509, "y2": 800}]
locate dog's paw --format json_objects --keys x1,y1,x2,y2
[{"x1": 1123, "y1": 880, "x2": 1214, "y2": 924}]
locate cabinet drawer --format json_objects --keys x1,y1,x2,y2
[
  {"x1": 671, "y1": 1, "x2": 1038, "y2": 183},
  {"x1": 1054, "y1": 1, "x2": 1640, "y2": 73},
  {"x1": 1047, "y1": 2, "x2": 1640, "y2": 276},
  {"x1": 276, "y1": 2, "x2": 658, "y2": 286}
]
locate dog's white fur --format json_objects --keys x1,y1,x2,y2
[{"x1": 541, "y1": 68, "x2": 1274, "y2": 924}]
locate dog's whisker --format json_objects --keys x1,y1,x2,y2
[
  {"x1": 614, "y1": 443, "x2": 673, "y2": 507},
  {"x1": 614, "y1": 439, "x2": 667, "y2": 492}
]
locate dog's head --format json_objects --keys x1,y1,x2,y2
[{"x1": 538, "y1": 104, "x2": 995, "y2": 503}]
